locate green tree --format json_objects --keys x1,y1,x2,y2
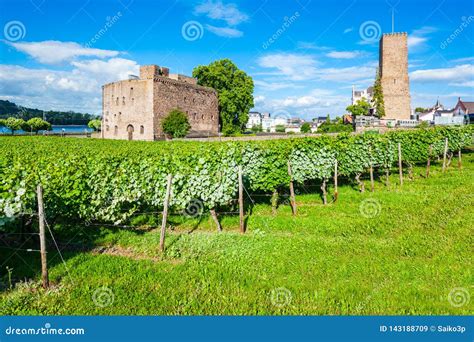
[
  {"x1": 275, "y1": 124, "x2": 286, "y2": 133},
  {"x1": 193, "y1": 59, "x2": 254, "y2": 135},
  {"x1": 88, "y1": 119, "x2": 102, "y2": 132},
  {"x1": 372, "y1": 69, "x2": 385, "y2": 118},
  {"x1": 300, "y1": 122, "x2": 311, "y2": 133},
  {"x1": 415, "y1": 107, "x2": 426, "y2": 113},
  {"x1": 326, "y1": 114, "x2": 331, "y2": 123},
  {"x1": 346, "y1": 99, "x2": 370, "y2": 117},
  {"x1": 161, "y1": 109, "x2": 191, "y2": 139},
  {"x1": 0, "y1": 118, "x2": 5, "y2": 128},
  {"x1": 24, "y1": 118, "x2": 52, "y2": 134},
  {"x1": 251, "y1": 124, "x2": 262, "y2": 133},
  {"x1": 5, "y1": 117, "x2": 25, "y2": 135}
]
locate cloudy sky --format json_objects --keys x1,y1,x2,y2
[{"x1": 0, "y1": 0, "x2": 473, "y2": 119}]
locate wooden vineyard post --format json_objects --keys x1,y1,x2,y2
[
  {"x1": 287, "y1": 161, "x2": 297, "y2": 216},
  {"x1": 238, "y1": 166, "x2": 245, "y2": 233},
  {"x1": 442, "y1": 138, "x2": 448, "y2": 173},
  {"x1": 37, "y1": 184, "x2": 49, "y2": 289},
  {"x1": 160, "y1": 174, "x2": 173, "y2": 252},
  {"x1": 398, "y1": 142, "x2": 403, "y2": 186},
  {"x1": 210, "y1": 208, "x2": 222, "y2": 232},
  {"x1": 458, "y1": 149, "x2": 462, "y2": 170},
  {"x1": 426, "y1": 145, "x2": 432, "y2": 178},
  {"x1": 369, "y1": 164, "x2": 374, "y2": 192},
  {"x1": 333, "y1": 160, "x2": 338, "y2": 202}
]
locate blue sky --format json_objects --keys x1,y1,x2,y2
[{"x1": 0, "y1": 0, "x2": 473, "y2": 119}]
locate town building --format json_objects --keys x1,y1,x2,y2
[
  {"x1": 453, "y1": 97, "x2": 474, "y2": 123},
  {"x1": 101, "y1": 64, "x2": 219, "y2": 141},
  {"x1": 246, "y1": 111, "x2": 262, "y2": 129},
  {"x1": 351, "y1": 86, "x2": 373, "y2": 105}
]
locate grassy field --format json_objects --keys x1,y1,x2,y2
[{"x1": 1, "y1": 150, "x2": 473, "y2": 315}]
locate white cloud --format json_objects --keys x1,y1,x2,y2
[
  {"x1": 410, "y1": 64, "x2": 474, "y2": 82},
  {"x1": 0, "y1": 57, "x2": 139, "y2": 113},
  {"x1": 71, "y1": 58, "x2": 139, "y2": 80},
  {"x1": 257, "y1": 53, "x2": 376, "y2": 83},
  {"x1": 407, "y1": 26, "x2": 437, "y2": 49},
  {"x1": 6, "y1": 40, "x2": 120, "y2": 64},
  {"x1": 296, "y1": 42, "x2": 330, "y2": 50},
  {"x1": 326, "y1": 50, "x2": 365, "y2": 59},
  {"x1": 253, "y1": 79, "x2": 300, "y2": 91},
  {"x1": 205, "y1": 24, "x2": 243, "y2": 38},
  {"x1": 194, "y1": 0, "x2": 248, "y2": 26},
  {"x1": 258, "y1": 53, "x2": 319, "y2": 81}
]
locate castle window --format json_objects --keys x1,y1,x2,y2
[
  {"x1": 122, "y1": 96, "x2": 125, "y2": 105},
  {"x1": 393, "y1": 79, "x2": 397, "y2": 84},
  {"x1": 184, "y1": 97, "x2": 187, "y2": 102},
  {"x1": 106, "y1": 125, "x2": 110, "y2": 131},
  {"x1": 201, "y1": 114, "x2": 204, "y2": 120},
  {"x1": 140, "y1": 125, "x2": 144, "y2": 134},
  {"x1": 131, "y1": 98, "x2": 134, "y2": 105},
  {"x1": 119, "y1": 112, "x2": 122, "y2": 116},
  {"x1": 130, "y1": 87, "x2": 134, "y2": 97},
  {"x1": 114, "y1": 126, "x2": 118, "y2": 135},
  {"x1": 193, "y1": 113, "x2": 197, "y2": 120},
  {"x1": 116, "y1": 97, "x2": 119, "y2": 105}
]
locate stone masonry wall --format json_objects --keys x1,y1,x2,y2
[
  {"x1": 152, "y1": 76, "x2": 219, "y2": 138},
  {"x1": 102, "y1": 79, "x2": 154, "y2": 141},
  {"x1": 379, "y1": 33, "x2": 412, "y2": 120}
]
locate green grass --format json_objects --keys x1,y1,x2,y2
[{"x1": 1, "y1": 151, "x2": 473, "y2": 315}]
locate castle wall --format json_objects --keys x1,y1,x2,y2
[
  {"x1": 152, "y1": 76, "x2": 219, "y2": 138},
  {"x1": 102, "y1": 79, "x2": 155, "y2": 141},
  {"x1": 379, "y1": 33, "x2": 411, "y2": 120}
]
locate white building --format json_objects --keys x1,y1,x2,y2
[
  {"x1": 352, "y1": 85, "x2": 373, "y2": 105},
  {"x1": 246, "y1": 111, "x2": 262, "y2": 129}
]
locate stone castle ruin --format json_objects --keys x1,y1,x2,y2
[
  {"x1": 101, "y1": 65, "x2": 219, "y2": 141},
  {"x1": 379, "y1": 32, "x2": 412, "y2": 120}
]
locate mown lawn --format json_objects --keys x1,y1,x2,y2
[{"x1": 1, "y1": 150, "x2": 473, "y2": 315}]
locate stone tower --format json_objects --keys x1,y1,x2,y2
[{"x1": 379, "y1": 33, "x2": 411, "y2": 120}]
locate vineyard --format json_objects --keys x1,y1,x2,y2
[
  {"x1": 0, "y1": 126, "x2": 473, "y2": 315},
  {"x1": 0, "y1": 127, "x2": 472, "y2": 226}
]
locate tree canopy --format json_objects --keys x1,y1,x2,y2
[
  {"x1": 372, "y1": 69, "x2": 385, "y2": 118},
  {"x1": 24, "y1": 118, "x2": 52, "y2": 133},
  {"x1": 193, "y1": 59, "x2": 254, "y2": 135},
  {"x1": 88, "y1": 119, "x2": 102, "y2": 132},
  {"x1": 300, "y1": 122, "x2": 311, "y2": 133},
  {"x1": 346, "y1": 99, "x2": 370, "y2": 117}
]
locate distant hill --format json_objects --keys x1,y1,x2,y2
[{"x1": 0, "y1": 100, "x2": 99, "y2": 125}]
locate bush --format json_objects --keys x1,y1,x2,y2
[
  {"x1": 88, "y1": 119, "x2": 102, "y2": 132},
  {"x1": 318, "y1": 122, "x2": 353, "y2": 133},
  {"x1": 300, "y1": 123, "x2": 311, "y2": 133},
  {"x1": 275, "y1": 125, "x2": 286, "y2": 133},
  {"x1": 161, "y1": 109, "x2": 191, "y2": 139}
]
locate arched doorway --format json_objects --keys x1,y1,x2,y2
[{"x1": 127, "y1": 124, "x2": 134, "y2": 141}]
